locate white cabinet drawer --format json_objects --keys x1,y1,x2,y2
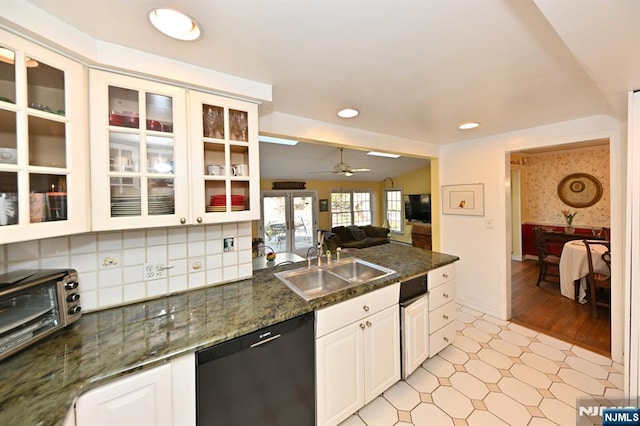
[
  {"x1": 429, "y1": 300, "x2": 456, "y2": 333},
  {"x1": 429, "y1": 280, "x2": 456, "y2": 311},
  {"x1": 316, "y1": 283, "x2": 399, "y2": 338},
  {"x1": 428, "y1": 263, "x2": 455, "y2": 289},
  {"x1": 429, "y1": 321, "x2": 457, "y2": 357}
]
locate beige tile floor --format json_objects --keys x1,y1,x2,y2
[{"x1": 341, "y1": 304, "x2": 624, "y2": 426}]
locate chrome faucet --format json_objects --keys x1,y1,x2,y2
[{"x1": 306, "y1": 246, "x2": 322, "y2": 268}]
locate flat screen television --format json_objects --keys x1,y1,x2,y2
[{"x1": 404, "y1": 194, "x2": 431, "y2": 223}]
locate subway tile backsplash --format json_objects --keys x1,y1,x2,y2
[{"x1": 0, "y1": 221, "x2": 253, "y2": 312}]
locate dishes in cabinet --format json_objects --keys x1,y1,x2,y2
[
  {"x1": 109, "y1": 111, "x2": 139, "y2": 128},
  {"x1": 207, "y1": 194, "x2": 245, "y2": 212},
  {"x1": 110, "y1": 194, "x2": 174, "y2": 216}
]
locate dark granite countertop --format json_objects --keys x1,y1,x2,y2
[{"x1": 0, "y1": 244, "x2": 458, "y2": 425}]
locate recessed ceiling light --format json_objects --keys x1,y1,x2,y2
[
  {"x1": 149, "y1": 8, "x2": 202, "y2": 41},
  {"x1": 258, "y1": 135, "x2": 299, "y2": 146},
  {"x1": 458, "y1": 122, "x2": 480, "y2": 130},
  {"x1": 367, "y1": 151, "x2": 400, "y2": 159},
  {"x1": 337, "y1": 108, "x2": 359, "y2": 118}
]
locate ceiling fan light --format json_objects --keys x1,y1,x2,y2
[
  {"x1": 149, "y1": 8, "x2": 202, "y2": 41},
  {"x1": 344, "y1": 171, "x2": 354, "y2": 177},
  {"x1": 337, "y1": 108, "x2": 359, "y2": 118}
]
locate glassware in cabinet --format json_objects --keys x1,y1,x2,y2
[{"x1": 0, "y1": 30, "x2": 87, "y2": 242}]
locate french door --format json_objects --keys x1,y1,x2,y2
[{"x1": 260, "y1": 191, "x2": 317, "y2": 256}]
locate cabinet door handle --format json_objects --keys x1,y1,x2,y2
[
  {"x1": 443, "y1": 336, "x2": 449, "y2": 342},
  {"x1": 359, "y1": 323, "x2": 366, "y2": 329},
  {"x1": 196, "y1": 216, "x2": 203, "y2": 223},
  {"x1": 443, "y1": 293, "x2": 449, "y2": 298},
  {"x1": 362, "y1": 305, "x2": 370, "y2": 312},
  {"x1": 366, "y1": 321, "x2": 372, "y2": 327},
  {"x1": 180, "y1": 217, "x2": 187, "y2": 224},
  {"x1": 443, "y1": 315, "x2": 449, "y2": 320}
]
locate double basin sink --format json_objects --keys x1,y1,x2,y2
[{"x1": 274, "y1": 257, "x2": 396, "y2": 301}]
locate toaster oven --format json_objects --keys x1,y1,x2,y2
[{"x1": 0, "y1": 269, "x2": 81, "y2": 362}]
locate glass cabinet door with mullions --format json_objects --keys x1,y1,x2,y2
[
  {"x1": 189, "y1": 91, "x2": 259, "y2": 224},
  {"x1": 0, "y1": 29, "x2": 88, "y2": 244},
  {"x1": 89, "y1": 70, "x2": 188, "y2": 231}
]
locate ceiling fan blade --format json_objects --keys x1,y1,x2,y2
[{"x1": 350, "y1": 168, "x2": 372, "y2": 172}]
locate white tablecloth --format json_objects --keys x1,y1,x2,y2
[{"x1": 559, "y1": 240, "x2": 609, "y2": 303}]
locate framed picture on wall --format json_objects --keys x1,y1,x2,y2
[
  {"x1": 319, "y1": 199, "x2": 329, "y2": 212},
  {"x1": 442, "y1": 183, "x2": 484, "y2": 216}
]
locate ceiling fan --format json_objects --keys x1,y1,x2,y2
[{"x1": 309, "y1": 148, "x2": 372, "y2": 177}]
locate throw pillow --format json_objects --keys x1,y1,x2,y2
[
  {"x1": 347, "y1": 225, "x2": 367, "y2": 241},
  {"x1": 332, "y1": 226, "x2": 350, "y2": 243}
]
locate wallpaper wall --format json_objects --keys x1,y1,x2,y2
[{"x1": 522, "y1": 146, "x2": 610, "y2": 227}]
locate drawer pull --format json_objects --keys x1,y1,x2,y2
[
  {"x1": 443, "y1": 293, "x2": 449, "y2": 298},
  {"x1": 363, "y1": 305, "x2": 370, "y2": 312},
  {"x1": 366, "y1": 321, "x2": 372, "y2": 327},
  {"x1": 443, "y1": 273, "x2": 449, "y2": 279},
  {"x1": 443, "y1": 337, "x2": 450, "y2": 342},
  {"x1": 443, "y1": 315, "x2": 449, "y2": 320},
  {"x1": 359, "y1": 323, "x2": 366, "y2": 329}
]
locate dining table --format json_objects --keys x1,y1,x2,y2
[{"x1": 559, "y1": 240, "x2": 610, "y2": 303}]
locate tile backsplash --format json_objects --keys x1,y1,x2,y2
[{"x1": 0, "y1": 222, "x2": 253, "y2": 312}]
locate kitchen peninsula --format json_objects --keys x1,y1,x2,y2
[{"x1": 0, "y1": 244, "x2": 458, "y2": 425}]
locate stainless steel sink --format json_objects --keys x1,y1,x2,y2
[
  {"x1": 327, "y1": 258, "x2": 394, "y2": 283},
  {"x1": 274, "y1": 258, "x2": 396, "y2": 301}
]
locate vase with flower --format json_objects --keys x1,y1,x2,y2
[{"x1": 561, "y1": 209, "x2": 577, "y2": 234}]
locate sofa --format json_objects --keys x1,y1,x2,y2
[{"x1": 323, "y1": 225, "x2": 390, "y2": 253}]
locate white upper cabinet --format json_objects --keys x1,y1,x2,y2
[
  {"x1": 188, "y1": 91, "x2": 259, "y2": 224},
  {"x1": 0, "y1": 28, "x2": 88, "y2": 243},
  {"x1": 89, "y1": 69, "x2": 189, "y2": 230},
  {"x1": 89, "y1": 70, "x2": 260, "y2": 231}
]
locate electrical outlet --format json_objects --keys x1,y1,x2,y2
[{"x1": 144, "y1": 261, "x2": 166, "y2": 281}]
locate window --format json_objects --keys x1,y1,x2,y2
[
  {"x1": 385, "y1": 189, "x2": 403, "y2": 233},
  {"x1": 330, "y1": 189, "x2": 372, "y2": 227}
]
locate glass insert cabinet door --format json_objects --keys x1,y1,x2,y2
[
  {"x1": 0, "y1": 29, "x2": 87, "y2": 243},
  {"x1": 189, "y1": 90, "x2": 259, "y2": 224},
  {"x1": 89, "y1": 70, "x2": 188, "y2": 230}
]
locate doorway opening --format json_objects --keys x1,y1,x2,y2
[{"x1": 508, "y1": 140, "x2": 612, "y2": 356}]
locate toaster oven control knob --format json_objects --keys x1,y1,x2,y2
[
  {"x1": 65, "y1": 281, "x2": 79, "y2": 290},
  {"x1": 68, "y1": 305, "x2": 82, "y2": 315},
  {"x1": 67, "y1": 293, "x2": 80, "y2": 302}
]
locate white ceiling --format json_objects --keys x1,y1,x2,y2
[{"x1": 11, "y1": 0, "x2": 640, "y2": 180}]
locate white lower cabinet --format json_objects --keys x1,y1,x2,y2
[
  {"x1": 428, "y1": 263, "x2": 457, "y2": 358},
  {"x1": 75, "y1": 354, "x2": 195, "y2": 426},
  {"x1": 401, "y1": 294, "x2": 429, "y2": 379},
  {"x1": 316, "y1": 283, "x2": 400, "y2": 426}
]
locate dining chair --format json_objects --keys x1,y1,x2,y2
[
  {"x1": 583, "y1": 240, "x2": 611, "y2": 318},
  {"x1": 533, "y1": 227, "x2": 562, "y2": 287}
]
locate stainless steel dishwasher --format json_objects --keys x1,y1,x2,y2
[{"x1": 196, "y1": 312, "x2": 315, "y2": 425}]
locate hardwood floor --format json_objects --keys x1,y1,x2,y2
[{"x1": 510, "y1": 259, "x2": 611, "y2": 356}]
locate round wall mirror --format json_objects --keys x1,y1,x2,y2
[{"x1": 557, "y1": 173, "x2": 603, "y2": 208}]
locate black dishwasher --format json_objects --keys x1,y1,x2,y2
[{"x1": 196, "y1": 312, "x2": 315, "y2": 425}]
